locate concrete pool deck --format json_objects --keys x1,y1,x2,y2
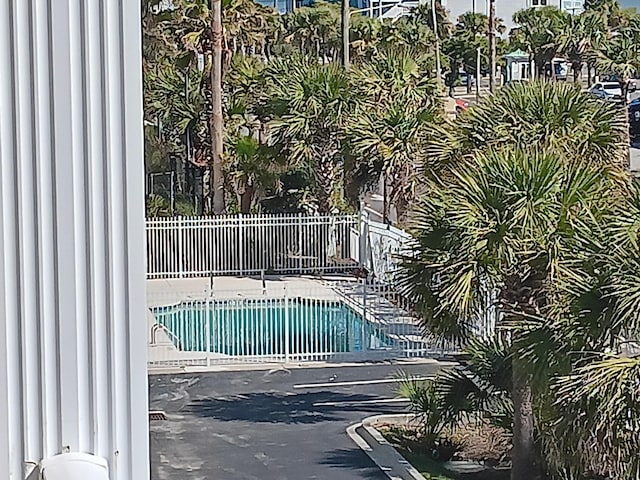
[{"x1": 147, "y1": 275, "x2": 351, "y2": 306}]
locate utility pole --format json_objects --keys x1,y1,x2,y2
[
  {"x1": 342, "y1": 0, "x2": 350, "y2": 69},
  {"x1": 476, "y1": 46, "x2": 481, "y2": 103},
  {"x1": 432, "y1": 0, "x2": 441, "y2": 84},
  {"x1": 488, "y1": 0, "x2": 496, "y2": 93},
  {"x1": 210, "y1": 0, "x2": 225, "y2": 214}
]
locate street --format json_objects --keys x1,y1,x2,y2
[{"x1": 149, "y1": 362, "x2": 445, "y2": 480}]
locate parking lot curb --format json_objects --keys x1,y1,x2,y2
[{"x1": 347, "y1": 414, "x2": 425, "y2": 480}]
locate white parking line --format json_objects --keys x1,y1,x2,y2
[
  {"x1": 293, "y1": 376, "x2": 433, "y2": 389},
  {"x1": 313, "y1": 398, "x2": 409, "y2": 407}
]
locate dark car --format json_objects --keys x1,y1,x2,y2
[{"x1": 630, "y1": 98, "x2": 640, "y2": 138}]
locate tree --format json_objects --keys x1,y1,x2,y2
[
  {"x1": 444, "y1": 12, "x2": 506, "y2": 92},
  {"x1": 429, "y1": 80, "x2": 628, "y2": 174},
  {"x1": 399, "y1": 81, "x2": 629, "y2": 479},
  {"x1": 594, "y1": 25, "x2": 640, "y2": 106},
  {"x1": 398, "y1": 147, "x2": 622, "y2": 480},
  {"x1": 532, "y1": 180, "x2": 640, "y2": 478},
  {"x1": 511, "y1": 7, "x2": 568, "y2": 78},
  {"x1": 557, "y1": 12, "x2": 606, "y2": 83},
  {"x1": 347, "y1": 91, "x2": 440, "y2": 222},
  {"x1": 281, "y1": 1, "x2": 341, "y2": 61},
  {"x1": 226, "y1": 135, "x2": 285, "y2": 213},
  {"x1": 223, "y1": 0, "x2": 281, "y2": 58},
  {"x1": 412, "y1": 1, "x2": 452, "y2": 41},
  {"x1": 550, "y1": 357, "x2": 640, "y2": 479},
  {"x1": 350, "y1": 15, "x2": 383, "y2": 62},
  {"x1": 263, "y1": 57, "x2": 357, "y2": 213},
  {"x1": 151, "y1": 0, "x2": 228, "y2": 213},
  {"x1": 345, "y1": 48, "x2": 440, "y2": 221},
  {"x1": 211, "y1": 0, "x2": 225, "y2": 214}
]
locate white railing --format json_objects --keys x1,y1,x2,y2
[
  {"x1": 146, "y1": 279, "x2": 459, "y2": 368},
  {"x1": 146, "y1": 214, "x2": 358, "y2": 278},
  {"x1": 145, "y1": 212, "x2": 498, "y2": 369},
  {"x1": 349, "y1": 210, "x2": 415, "y2": 284}
]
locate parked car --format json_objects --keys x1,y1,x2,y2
[
  {"x1": 588, "y1": 82, "x2": 628, "y2": 104},
  {"x1": 458, "y1": 72, "x2": 476, "y2": 88},
  {"x1": 455, "y1": 98, "x2": 470, "y2": 114},
  {"x1": 630, "y1": 98, "x2": 640, "y2": 138},
  {"x1": 602, "y1": 74, "x2": 638, "y2": 92}
]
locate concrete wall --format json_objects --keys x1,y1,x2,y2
[{"x1": 0, "y1": 1, "x2": 148, "y2": 479}]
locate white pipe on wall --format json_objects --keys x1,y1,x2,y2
[{"x1": 0, "y1": 1, "x2": 149, "y2": 479}]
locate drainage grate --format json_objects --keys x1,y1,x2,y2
[{"x1": 149, "y1": 410, "x2": 167, "y2": 421}]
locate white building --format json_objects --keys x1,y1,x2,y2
[
  {"x1": 0, "y1": 1, "x2": 149, "y2": 480},
  {"x1": 441, "y1": 0, "x2": 585, "y2": 31}
]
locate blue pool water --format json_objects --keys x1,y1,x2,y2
[{"x1": 153, "y1": 298, "x2": 390, "y2": 357}]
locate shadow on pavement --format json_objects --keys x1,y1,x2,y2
[
  {"x1": 187, "y1": 390, "x2": 402, "y2": 424},
  {"x1": 320, "y1": 448, "x2": 387, "y2": 479}
]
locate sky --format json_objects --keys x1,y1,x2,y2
[{"x1": 620, "y1": 0, "x2": 639, "y2": 9}]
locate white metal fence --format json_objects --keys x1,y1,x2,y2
[
  {"x1": 145, "y1": 212, "x2": 498, "y2": 368},
  {"x1": 146, "y1": 214, "x2": 358, "y2": 278},
  {"x1": 146, "y1": 280, "x2": 465, "y2": 368}
]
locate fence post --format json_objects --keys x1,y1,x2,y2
[
  {"x1": 238, "y1": 214, "x2": 244, "y2": 275},
  {"x1": 177, "y1": 216, "x2": 184, "y2": 278},
  {"x1": 205, "y1": 296, "x2": 211, "y2": 366},
  {"x1": 359, "y1": 208, "x2": 370, "y2": 270},
  {"x1": 284, "y1": 285, "x2": 290, "y2": 363},
  {"x1": 362, "y1": 277, "x2": 368, "y2": 353},
  {"x1": 298, "y1": 213, "x2": 304, "y2": 274}
]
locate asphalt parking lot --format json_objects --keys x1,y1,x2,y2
[{"x1": 149, "y1": 361, "x2": 446, "y2": 480}]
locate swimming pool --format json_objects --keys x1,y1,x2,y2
[{"x1": 153, "y1": 297, "x2": 390, "y2": 358}]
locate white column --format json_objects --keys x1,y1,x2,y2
[{"x1": 0, "y1": 1, "x2": 149, "y2": 479}]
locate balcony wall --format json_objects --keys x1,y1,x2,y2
[{"x1": 0, "y1": 1, "x2": 149, "y2": 479}]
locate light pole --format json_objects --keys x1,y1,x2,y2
[
  {"x1": 476, "y1": 46, "x2": 481, "y2": 103},
  {"x1": 488, "y1": 0, "x2": 496, "y2": 93}
]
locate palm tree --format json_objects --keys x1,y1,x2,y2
[
  {"x1": 594, "y1": 26, "x2": 640, "y2": 107},
  {"x1": 264, "y1": 58, "x2": 357, "y2": 212},
  {"x1": 398, "y1": 147, "x2": 622, "y2": 480},
  {"x1": 444, "y1": 12, "x2": 506, "y2": 93},
  {"x1": 352, "y1": 47, "x2": 436, "y2": 105},
  {"x1": 346, "y1": 85, "x2": 440, "y2": 223},
  {"x1": 550, "y1": 356, "x2": 640, "y2": 479},
  {"x1": 282, "y1": 1, "x2": 341, "y2": 61},
  {"x1": 350, "y1": 15, "x2": 383, "y2": 63},
  {"x1": 412, "y1": 1, "x2": 452, "y2": 41},
  {"x1": 557, "y1": 13, "x2": 602, "y2": 83},
  {"x1": 511, "y1": 7, "x2": 568, "y2": 78},
  {"x1": 536, "y1": 180, "x2": 640, "y2": 478},
  {"x1": 226, "y1": 135, "x2": 285, "y2": 213},
  {"x1": 429, "y1": 80, "x2": 628, "y2": 175}
]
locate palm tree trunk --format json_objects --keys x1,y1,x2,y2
[
  {"x1": 210, "y1": 0, "x2": 225, "y2": 214},
  {"x1": 315, "y1": 155, "x2": 335, "y2": 213},
  {"x1": 511, "y1": 351, "x2": 537, "y2": 480},
  {"x1": 240, "y1": 184, "x2": 255, "y2": 214}
]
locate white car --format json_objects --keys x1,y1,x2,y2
[{"x1": 588, "y1": 82, "x2": 628, "y2": 104}]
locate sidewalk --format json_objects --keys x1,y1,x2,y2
[{"x1": 631, "y1": 142, "x2": 640, "y2": 176}]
